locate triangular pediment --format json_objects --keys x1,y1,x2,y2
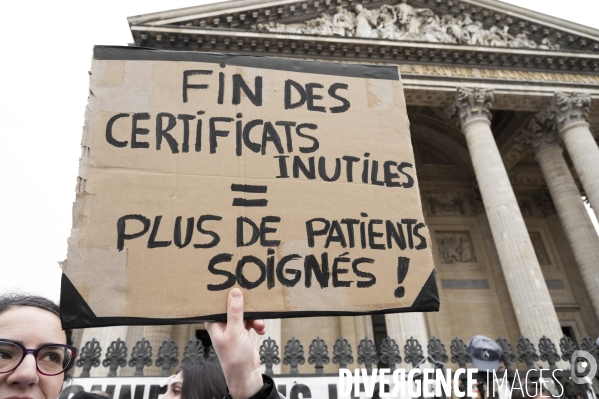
[
  {"x1": 126, "y1": 0, "x2": 599, "y2": 175},
  {"x1": 129, "y1": 0, "x2": 599, "y2": 54}
]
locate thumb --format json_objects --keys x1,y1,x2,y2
[{"x1": 226, "y1": 288, "x2": 245, "y2": 333}]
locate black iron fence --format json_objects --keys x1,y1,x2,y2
[{"x1": 74, "y1": 334, "x2": 597, "y2": 378}]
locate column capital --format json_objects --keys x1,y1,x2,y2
[
  {"x1": 518, "y1": 111, "x2": 560, "y2": 155},
  {"x1": 451, "y1": 87, "x2": 494, "y2": 127},
  {"x1": 549, "y1": 92, "x2": 591, "y2": 132}
]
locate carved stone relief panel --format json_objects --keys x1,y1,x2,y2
[
  {"x1": 423, "y1": 187, "x2": 484, "y2": 216},
  {"x1": 529, "y1": 232, "x2": 551, "y2": 266},
  {"x1": 435, "y1": 231, "x2": 477, "y2": 264},
  {"x1": 429, "y1": 195, "x2": 465, "y2": 216},
  {"x1": 425, "y1": 186, "x2": 558, "y2": 218}
]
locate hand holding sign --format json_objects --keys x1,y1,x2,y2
[{"x1": 205, "y1": 289, "x2": 265, "y2": 399}]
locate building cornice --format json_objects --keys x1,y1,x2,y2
[{"x1": 130, "y1": 25, "x2": 599, "y2": 75}]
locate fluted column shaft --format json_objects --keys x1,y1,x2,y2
[
  {"x1": 385, "y1": 313, "x2": 427, "y2": 349},
  {"x1": 550, "y1": 92, "x2": 599, "y2": 216},
  {"x1": 385, "y1": 313, "x2": 427, "y2": 370},
  {"x1": 171, "y1": 325, "x2": 193, "y2": 350},
  {"x1": 535, "y1": 144, "x2": 599, "y2": 319},
  {"x1": 559, "y1": 122, "x2": 599, "y2": 214},
  {"x1": 354, "y1": 315, "x2": 374, "y2": 340},
  {"x1": 464, "y1": 118, "x2": 562, "y2": 343},
  {"x1": 453, "y1": 88, "x2": 563, "y2": 345}
]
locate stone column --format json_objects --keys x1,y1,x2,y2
[
  {"x1": 451, "y1": 87, "x2": 563, "y2": 345},
  {"x1": 171, "y1": 324, "x2": 193, "y2": 374},
  {"x1": 385, "y1": 313, "x2": 427, "y2": 370},
  {"x1": 385, "y1": 313, "x2": 427, "y2": 349},
  {"x1": 354, "y1": 315, "x2": 374, "y2": 341},
  {"x1": 550, "y1": 93, "x2": 599, "y2": 216},
  {"x1": 339, "y1": 316, "x2": 376, "y2": 366},
  {"x1": 521, "y1": 112, "x2": 599, "y2": 320},
  {"x1": 171, "y1": 324, "x2": 193, "y2": 349},
  {"x1": 339, "y1": 317, "x2": 359, "y2": 356}
]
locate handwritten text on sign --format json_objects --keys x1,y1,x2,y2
[{"x1": 62, "y1": 48, "x2": 437, "y2": 322}]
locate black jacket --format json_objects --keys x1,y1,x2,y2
[{"x1": 245, "y1": 375, "x2": 285, "y2": 399}]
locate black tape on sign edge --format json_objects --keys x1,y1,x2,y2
[
  {"x1": 59, "y1": 270, "x2": 439, "y2": 329},
  {"x1": 93, "y1": 45, "x2": 400, "y2": 81}
]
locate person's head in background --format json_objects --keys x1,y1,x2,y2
[
  {"x1": 511, "y1": 381, "x2": 553, "y2": 399},
  {"x1": 162, "y1": 360, "x2": 227, "y2": 399},
  {"x1": 0, "y1": 293, "x2": 76, "y2": 399}
]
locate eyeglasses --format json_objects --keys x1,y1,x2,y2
[{"x1": 0, "y1": 339, "x2": 78, "y2": 376}]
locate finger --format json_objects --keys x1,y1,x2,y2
[
  {"x1": 246, "y1": 319, "x2": 266, "y2": 335},
  {"x1": 226, "y1": 288, "x2": 245, "y2": 333}
]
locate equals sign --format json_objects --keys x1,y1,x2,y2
[{"x1": 231, "y1": 184, "x2": 268, "y2": 207}]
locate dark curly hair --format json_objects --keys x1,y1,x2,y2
[
  {"x1": 180, "y1": 360, "x2": 227, "y2": 399},
  {"x1": 0, "y1": 293, "x2": 74, "y2": 382}
]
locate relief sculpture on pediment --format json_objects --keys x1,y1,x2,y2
[{"x1": 256, "y1": 1, "x2": 560, "y2": 50}]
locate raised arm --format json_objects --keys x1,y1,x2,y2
[{"x1": 205, "y1": 289, "x2": 270, "y2": 399}]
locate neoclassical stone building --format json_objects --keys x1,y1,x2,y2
[{"x1": 76, "y1": 0, "x2": 599, "y2": 375}]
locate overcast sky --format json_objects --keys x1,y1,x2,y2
[{"x1": 1, "y1": 0, "x2": 598, "y2": 303}]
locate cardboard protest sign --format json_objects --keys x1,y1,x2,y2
[{"x1": 60, "y1": 46, "x2": 438, "y2": 329}]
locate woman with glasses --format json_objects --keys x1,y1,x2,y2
[
  {"x1": 0, "y1": 294, "x2": 77, "y2": 399},
  {"x1": 0, "y1": 289, "x2": 283, "y2": 399}
]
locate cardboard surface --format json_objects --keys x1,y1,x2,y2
[{"x1": 60, "y1": 46, "x2": 438, "y2": 328}]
